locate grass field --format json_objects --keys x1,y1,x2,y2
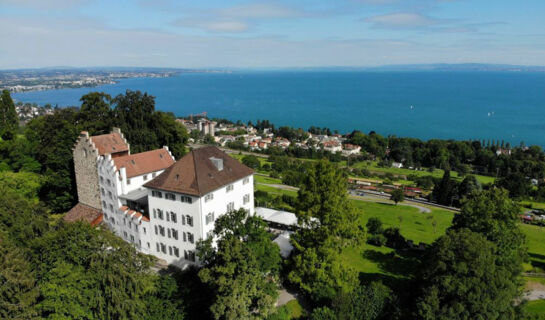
[
  {"x1": 254, "y1": 175, "x2": 283, "y2": 185},
  {"x1": 342, "y1": 160, "x2": 496, "y2": 185},
  {"x1": 525, "y1": 300, "x2": 545, "y2": 315}
]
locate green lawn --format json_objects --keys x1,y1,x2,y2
[
  {"x1": 352, "y1": 201, "x2": 454, "y2": 244},
  {"x1": 520, "y1": 224, "x2": 545, "y2": 272},
  {"x1": 254, "y1": 175, "x2": 283, "y2": 185},
  {"x1": 255, "y1": 183, "x2": 297, "y2": 197},
  {"x1": 525, "y1": 300, "x2": 545, "y2": 316}
]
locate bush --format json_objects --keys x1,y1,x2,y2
[
  {"x1": 366, "y1": 217, "x2": 383, "y2": 235},
  {"x1": 368, "y1": 234, "x2": 387, "y2": 247},
  {"x1": 383, "y1": 227, "x2": 406, "y2": 249}
]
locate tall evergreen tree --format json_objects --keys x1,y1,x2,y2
[{"x1": 0, "y1": 89, "x2": 18, "y2": 140}]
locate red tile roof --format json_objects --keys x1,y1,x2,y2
[
  {"x1": 64, "y1": 203, "x2": 103, "y2": 226},
  {"x1": 90, "y1": 132, "x2": 129, "y2": 155},
  {"x1": 144, "y1": 146, "x2": 253, "y2": 196},
  {"x1": 113, "y1": 148, "x2": 175, "y2": 178},
  {"x1": 119, "y1": 206, "x2": 150, "y2": 222}
]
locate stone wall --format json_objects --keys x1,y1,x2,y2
[{"x1": 73, "y1": 132, "x2": 101, "y2": 209}]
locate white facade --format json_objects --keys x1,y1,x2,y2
[
  {"x1": 146, "y1": 174, "x2": 254, "y2": 267},
  {"x1": 97, "y1": 151, "x2": 172, "y2": 255}
]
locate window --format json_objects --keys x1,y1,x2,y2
[
  {"x1": 172, "y1": 229, "x2": 178, "y2": 240},
  {"x1": 243, "y1": 177, "x2": 249, "y2": 185},
  {"x1": 174, "y1": 247, "x2": 179, "y2": 257},
  {"x1": 109, "y1": 204, "x2": 113, "y2": 212},
  {"x1": 138, "y1": 240, "x2": 141, "y2": 247},
  {"x1": 166, "y1": 212, "x2": 170, "y2": 222},
  {"x1": 100, "y1": 176, "x2": 104, "y2": 183},
  {"x1": 226, "y1": 184, "x2": 234, "y2": 192},
  {"x1": 205, "y1": 193, "x2": 214, "y2": 202},
  {"x1": 143, "y1": 227, "x2": 146, "y2": 234},
  {"x1": 170, "y1": 212, "x2": 177, "y2": 223},
  {"x1": 165, "y1": 193, "x2": 176, "y2": 200},
  {"x1": 110, "y1": 217, "x2": 115, "y2": 224},
  {"x1": 168, "y1": 246, "x2": 172, "y2": 256},
  {"x1": 243, "y1": 194, "x2": 250, "y2": 204},
  {"x1": 127, "y1": 179, "x2": 131, "y2": 185},
  {"x1": 107, "y1": 179, "x2": 111, "y2": 186},
  {"x1": 123, "y1": 231, "x2": 128, "y2": 239},
  {"x1": 181, "y1": 215, "x2": 186, "y2": 225},
  {"x1": 226, "y1": 202, "x2": 234, "y2": 212},
  {"x1": 183, "y1": 232, "x2": 187, "y2": 242},
  {"x1": 152, "y1": 172, "x2": 157, "y2": 178},
  {"x1": 181, "y1": 196, "x2": 192, "y2": 204},
  {"x1": 101, "y1": 188, "x2": 105, "y2": 196},
  {"x1": 152, "y1": 190, "x2": 163, "y2": 198},
  {"x1": 207, "y1": 230, "x2": 214, "y2": 239},
  {"x1": 130, "y1": 235, "x2": 134, "y2": 242},
  {"x1": 147, "y1": 242, "x2": 150, "y2": 248},
  {"x1": 102, "y1": 201, "x2": 107, "y2": 208},
  {"x1": 185, "y1": 250, "x2": 196, "y2": 262},
  {"x1": 206, "y1": 212, "x2": 215, "y2": 225},
  {"x1": 154, "y1": 225, "x2": 158, "y2": 235},
  {"x1": 156, "y1": 243, "x2": 160, "y2": 252},
  {"x1": 108, "y1": 191, "x2": 112, "y2": 199},
  {"x1": 157, "y1": 209, "x2": 164, "y2": 220},
  {"x1": 186, "y1": 215, "x2": 193, "y2": 227},
  {"x1": 167, "y1": 228, "x2": 171, "y2": 238},
  {"x1": 129, "y1": 221, "x2": 132, "y2": 228},
  {"x1": 143, "y1": 174, "x2": 148, "y2": 181},
  {"x1": 135, "y1": 224, "x2": 138, "y2": 231},
  {"x1": 159, "y1": 226, "x2": 165, "y2": 236},
  {"x1": 187, "y1": 232, "x2": 194, "y2": 244},
  {"x1": 104, "y1": 213, "x2": 109, "y2": 220},
  {"x1": 161, "y1": 243, "x2": 166, "y2": 254}
]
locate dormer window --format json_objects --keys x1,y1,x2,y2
[
  {"x1": 226, "y1": 184, "x2": 234, "y2": 192},
  {"x1": 209, "y1": 157, "x2": 223, "y2": 171}
]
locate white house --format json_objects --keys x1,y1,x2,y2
[
  {"x1": 342, "y1": 144, "x2": 361, "y2": 156},
  {"x1": 143, "y1": 146, "x2": 254, "y2": 267},
  {"x1": 322, "y1": 140, "x2": 342, "y2": 153}
]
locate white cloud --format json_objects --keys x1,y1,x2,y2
[
  {"x1": 365, "y1": 12, "x2": 439, "y2": 28},
  {"x1": 171, "y1": 3, "x2": 304, "y2": 34}
]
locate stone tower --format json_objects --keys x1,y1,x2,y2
[{"x1": 72, "y1": 128, "x2": 129, "y2": 209}]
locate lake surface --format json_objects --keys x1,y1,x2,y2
[{"x1": 13, "y1": 71, "x2": 545, "y2": 146}]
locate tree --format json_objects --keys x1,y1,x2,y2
[
  {"x1": 32, "y1": 222, "x2": 157, "y2": 319},
  {"x1": 417, "y1": 228, "x2": 520, "y2": 319},
  {"x1": 25, "y1": 108, "x2": 80, "y2": 212},
  {"x1": 311, "y1": 307, "x2": 337, "y2": 320},
  {"x1": 295, "y1": 160, "x2": 363, "y2": 243},
  {"x1": 242, "y1": 155, "x2": 261, "y2": 170},
  {"x1": 78, "y1": 92, "x2": 112, "y2": 135},
  {"x1": 289, "y1": 160, "x2": 362, "y2": 302},
  {"x1": 390, "y1": 189, "x2": 404, "y2": 205},
  {"x1": 203, "y1": 134, "x2": 215, "y2": 145},
  {"x1": 451, "y1": 188, "x2": 527, "y2": 281},
  {"x1": 366, "y1": 217, "x2": 383, "y2": 235},
  {"x1": 496, "y1": 173, "x2": 530, "y2": 198},
  {"x1": 333, "y1": 281, "x2": 395, "y2": 320},
  {"x1": 0, "y1": 89, "x2": 18, "y2": 140},
  {"x1": 0, "y1": 232, "x2": 39, "y2": 320},
  {"x1": 432, "y1": 170, "x2": 457, "y2": 206},
  {"x1": 197, "y1": 209, "x2": 279, "y2": 319}
]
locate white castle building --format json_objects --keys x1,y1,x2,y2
[{"x1": 66, "y1": 129, "x2": 254, "y2": 267}]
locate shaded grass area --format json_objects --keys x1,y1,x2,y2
[{"x1": 521, "y1": 223, "x2": 545, "y2": 272}]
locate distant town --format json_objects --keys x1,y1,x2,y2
[{"x1": 0, "y1": 67, "x2": 230, "y2": 93}]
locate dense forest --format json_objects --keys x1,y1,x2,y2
[{"x1": 0, "y1": 90, "x2": 540, "y2": 319}]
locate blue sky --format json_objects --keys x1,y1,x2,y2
[{"x1": 1, "y1": 0, "x2": 544, "y2": 69}]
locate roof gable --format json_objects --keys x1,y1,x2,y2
[
  {"x1": 113, "y1": 148, "x2": 175, "y2": 178},
  {"x1": 90, "y1": 132, "x2": 129, "y2": 155},
  {"x1": 144, "y1": 146, "x2": 253, "y2": 196}
]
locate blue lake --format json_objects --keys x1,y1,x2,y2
[{"x1": 13, "y1": 71, "x2": 545, "y2": 146}]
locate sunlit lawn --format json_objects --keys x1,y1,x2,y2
[{"x1": 525, "y1": 300, "x2": 545, "y2": 315}]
